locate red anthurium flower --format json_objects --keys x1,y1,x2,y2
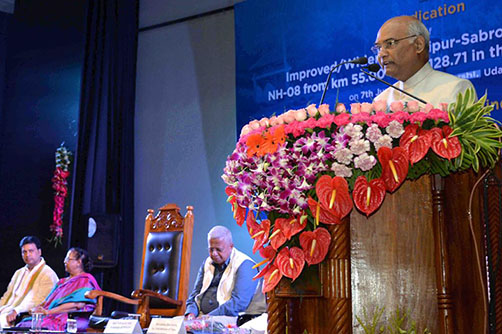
[
  {"x1": 233, "y1": 204, "x2": 246, "y2": 227},
  {"x1": 258, "y1": 264, "x2": 283, "y2": 293},
  {"x1": 269, "y1": 223, "x2": 288, "y2": 250},
  {"x1": 275, "y1": 214, "x2": 307, "y2": 240},
  {"x1": 225, "y1": 186, "x2": 236, "y2": 203},
  {"x1": 399, "y1": 124, "x2": 432, "y2": 165},
  {"x1": 225, "y1": 186, "x2": 246, "y2": 226},
  {"x1": 430, "y1": 126, "x2": 461, "y2": 160},
  {"x1": 315, "y1": 175, "x2": 353, "y2": 221},
  {"x1": 253, "y1": 245, "x2": 277, "y2": 279},
  {"x1": 377, "y1": 147, "x2": 409, "y2": 192},
  {"x1": 352, "y1": 176, "x2": 386, "y2": 216},
  {"x1": 299, "y1": 228, "x2": 331, "y2": 265},
  {"x1": 307, "y1": 197, "x2": 341, "y2": 225},
  {"x1": 246, "y1": 213, "x2": 270, "y2": 253},
  {"x1": 275, "y1": 247, "x2": 305, "y2": 281}
]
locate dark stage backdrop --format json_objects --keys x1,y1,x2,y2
[
  {"x1": 235, "y1": 0, "x2": 502, "y2": 131},
  {"x1": 0, "y1": 0, "x2": 85, "y2": 289}
]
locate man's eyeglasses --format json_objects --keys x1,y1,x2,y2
[{"x1": 371, "y1": 35, "x2": 417, "y2": 55}]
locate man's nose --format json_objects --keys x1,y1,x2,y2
[{"x1": 378, "y1": 48, "x2": 388, "y2": 58}]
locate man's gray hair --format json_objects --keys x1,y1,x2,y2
[
  {"x1": 407, "y1": 19, "x2": 430, "y2": 50},
  {"x1": 208, "y1": 225, "x2": 233, "y2": 244}
]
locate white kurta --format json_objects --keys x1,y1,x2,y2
[
  {"x1": 374, "y1": 62, "x2": 476, "y2": 107},
  {"x1": 0, "y1": 258, "x2": 58, "y2": 328}
]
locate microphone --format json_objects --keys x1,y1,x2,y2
[
  {"x1": 319, "y1": 57, "x2": 368, "y2": 105},
  {"x1": 360, "y1": 64, "x2": 428, "y2": 104}
]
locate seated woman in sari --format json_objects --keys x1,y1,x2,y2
[{"x1": 18, "y1": 247, "x2": 101, "y2": 331}]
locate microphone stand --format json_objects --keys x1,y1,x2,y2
[
  {"x1": 319, "y1": 63, "x2": 344, "y2": 105},
  {"x1": 319, "y1": 57, "x2": 368, "y2": 105},
  {"x1": 360, "y1": 69, "x2": 428, "y2": 104}
]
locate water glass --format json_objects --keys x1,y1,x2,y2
[
  {"x1": 66, "y1": 318, "x2": 77, "y2": 333},
  {"x1": 31, "y1": 312, "x2": 43, "y2": 331},
  {"x1": 199, "y1": 315, "x2": 213, "y2": 333}
]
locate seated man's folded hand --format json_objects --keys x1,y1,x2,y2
[{"x1": 5, "y1": 310, "x2": 17, "y2": 323}]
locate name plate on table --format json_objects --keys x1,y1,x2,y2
[
  {"x1": 147, "y1": 318, "x2": 186, "y2": 334},
  {"x1": 104, "y1": 319, "x2": 142, "y2": 334}
]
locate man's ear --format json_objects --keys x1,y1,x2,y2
[{"x1": 415, "y1": 35, "x2": 426, "y2": 54}]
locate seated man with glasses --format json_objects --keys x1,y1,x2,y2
[
  {"x1": 372, "y1": 15, "x2": 475, "y2": 106},
  {"x1": 185, "y1": 226, "x2": 266, "y2": 320}
]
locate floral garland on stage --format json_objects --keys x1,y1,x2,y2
[
  {"x1": 50, "y1": 144, "x2": 72, "y2": 246},
  {"x1": 222, "y1": 89, "x2": 502, "y2": 293}
]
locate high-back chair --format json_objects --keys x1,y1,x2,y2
[{"x1": 86, "y1": 204, "x2": 194, "y2": 328}]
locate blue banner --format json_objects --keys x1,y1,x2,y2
[{"x1": 235, "y1": 0, "x2": 502, "y2": 131}]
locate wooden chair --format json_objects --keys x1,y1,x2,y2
[{"x1": 86, "y1": 204, "x2": 194, "y2": 328}]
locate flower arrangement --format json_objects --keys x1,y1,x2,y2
[
  {"x1": 50, "y1": 144, "x2": 72, "y2": 246},
  {"x1": 222, "y1": 89, "x2": 502, "y2": 293}
]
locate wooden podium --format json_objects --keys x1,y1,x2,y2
[{"x1": 266, "y1": 170, "x2": 489, "y2": 334}]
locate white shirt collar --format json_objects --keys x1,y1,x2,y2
[{"x1": 401, "y1": 62, "x2": 433, "y2": 91}]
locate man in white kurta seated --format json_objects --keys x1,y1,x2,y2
[
  {"x1": 373, "y1": 15, "x2": 475, "y2": 106},
  {"x1": 185, "y1": 226, "x2": 266, "y2": 320},
  {"x1": 0, "y1": 236, "x2": 58, "y2": 328}
]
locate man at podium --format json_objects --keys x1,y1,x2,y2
[{"x1": 373, "y1": 16, "x2": 475, "y2": 106}]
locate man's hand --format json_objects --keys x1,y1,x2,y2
[
  {"x1": 30, "y1": 306, "x2": 48, "y2": 315},
  {"x1": 6, "y1": 310, "x2": 17, "y2": 323},
  {"x1": 185, "y1": 313, "x2": 196, "y2": 320}
]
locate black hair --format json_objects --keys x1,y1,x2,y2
[
  {"x1": 69, "y1": 247, "x2": 93, "y2": 272},
  {"x1": 19, "y1": 236, "x2": 42, "y2": 250}
]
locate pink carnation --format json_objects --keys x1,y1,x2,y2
[
  {"x1": 371, "y1": 111, "x2": 391, "y2": 128},
  {"x1": 284, "y1": 121, "x2": 307, "y2": 138},
  {"x1": 334, "y1": 113, "x2": 351, "y2": 126},
  {"x1": 428, "y1": 109, "x2": 450, "y2": 123},
  {"x1": 389, "y1": 101, "x2": 404, "y2": 113},
  {"x1": 440, "y1": 103, "x2": 449, "y2": 112},
  {"x1": 316, "y1": 113, "x2": 335, "y2": 128},
  {"x1": 372, "y1": 100, "x2": 387, "y2": 113},
  {"x1": 389, "y1": 111, "x2": 410, "y2": 123},
  {"x1": 409, "y1": 112, "x2": 428, "y2": 123},
  {"x1": 350, "y1": 112, "x2": 372, "y2": 124},
  {"x1": 303, "y1": 117, "x2": 317, "y2": 129}
]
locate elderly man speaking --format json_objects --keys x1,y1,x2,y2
[
  {"x1": 373, "y1": 15, "x2": 475, "y2": 106},
  {"x1": 185, "y1": 226, "x2": 265, "y2": 319}
]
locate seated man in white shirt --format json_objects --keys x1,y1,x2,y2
[
  {"x1": 185, "y1": 226, "x2": 266, "y2": 320},
  {"x1": 373, "y1": 15, "x2": 475, "y2": 106},
  {"x1": 0, "y1": 236, "x2": 58, "y2": 328}
]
